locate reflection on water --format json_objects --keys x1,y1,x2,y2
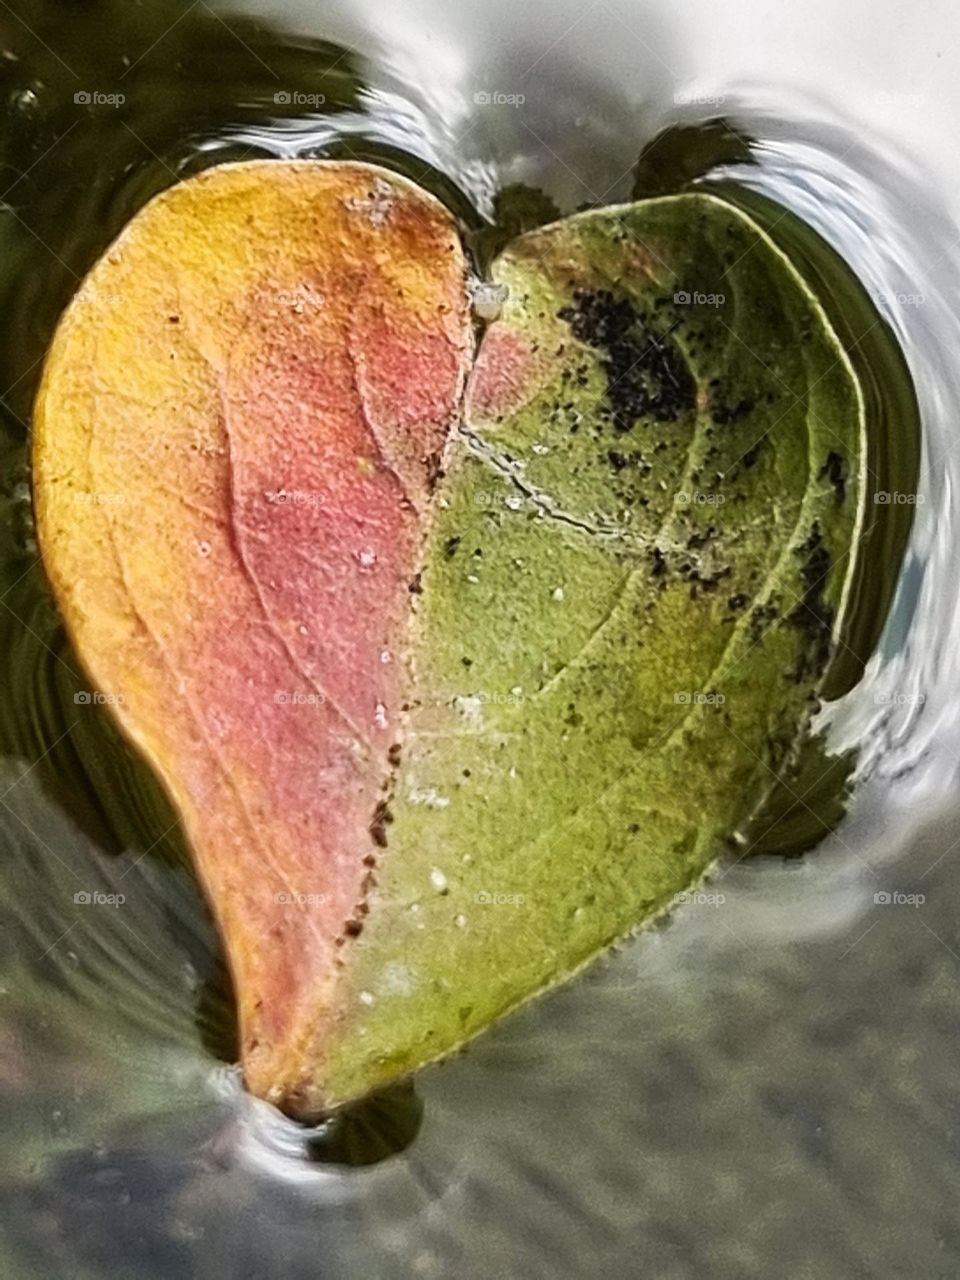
[{"x1": 2, "y1": 0, "x2": 960, "y2": 1275}]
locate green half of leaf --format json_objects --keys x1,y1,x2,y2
[{"x1": 320, "y1": 192, "x2": 867, "y2": 1103}]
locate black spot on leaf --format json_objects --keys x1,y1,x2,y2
[{"x1": 558, "y1": 289, "x2": 696, "y2": 431}]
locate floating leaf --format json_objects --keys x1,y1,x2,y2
[{"x1": 35, "y1": 164, "x2": 868, "y2": 1114}]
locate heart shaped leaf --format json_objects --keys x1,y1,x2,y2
[{"x1": 35, "y1": 165, "x2": 865, "y2": 1114}]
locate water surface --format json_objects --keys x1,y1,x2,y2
[{"x1": 2, "y1": 1, "x2": 960, "y2": 1276}]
